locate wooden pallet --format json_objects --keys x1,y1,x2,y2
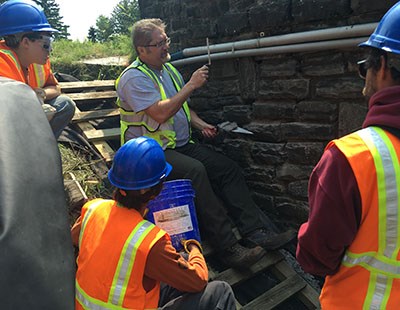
[
  {"x1": 60, "y1": 80, "x2": 321, "y2": 309},
  {"x1": 60, "y1": 80, "x2": 120, "y2": 163}
]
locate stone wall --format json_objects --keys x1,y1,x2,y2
[{"x1": 138, "y1": 0, "x2": 398, "y2": 229}]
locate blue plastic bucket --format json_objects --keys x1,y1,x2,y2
[{"x1": 146, "y1": 179, "x2": 201, "y2": 251}]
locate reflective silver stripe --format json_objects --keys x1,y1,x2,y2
[
  {"x1": 369, "y1": 128, "x2": 399, "y2": 257},
  {"x1": 76, "y1": 280, "x2": 122, "y2": 310},
  {"x1": 109, "y1": 220, "x2": 154, "y2": 305},
  {"x1": 79, "y1": 200, "x2": 106, "y2": 248},
  {"x1": 369, "y1": 274, "x2": 391, "y2": 310},
  {"x1": 342, "y1": 127, "x2": 400, "y2": 308},
  {"x1": 342, "y1": 252, "x2": 400, "y2": 276}
]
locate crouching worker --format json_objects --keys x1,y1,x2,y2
[
  {"x1": 71, "y1": 136, "x2": 236, "y2": 310},
  {"x1": 0, "y1": 0, "x2": 75, "y2": 139}
]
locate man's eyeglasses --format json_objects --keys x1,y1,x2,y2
[
  {"x1": 357, "y1": 59, "x2": 370, "y2": 79},
  {"x1": 144, "y1": 37, "x2": 171, "y2": 48}
]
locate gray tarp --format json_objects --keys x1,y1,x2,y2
[{"x1": 0, "y1": 78, "x2": 75, "y2": 309}]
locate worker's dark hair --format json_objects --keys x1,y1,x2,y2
[
  {"x1": 4, "y1": 35, "x2": 20, "y2": 48},
  {"x1": 365, "y1": 47, "x2": 400, "y2": 81},
  {"x1": 4, "y1": 32, "x2": 44, "y2": 48},
  {"x1": 131, "y1": 18, "x2": 166, "y2": 55},
  {"x1": 113, "y1": 182, "x2": 163, "y2": 211}
]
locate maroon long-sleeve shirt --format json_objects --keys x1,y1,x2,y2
[{"x1": 296, "y1": 86, "x2": 400, "y2": 276}]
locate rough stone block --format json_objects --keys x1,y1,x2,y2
[
  {"x1": 244, "y1": 165, "x2": 275, "y2": 183},
  {"x1": 288, "y1": 180, "x2": 309, "y2": 199},
  {"x1": 284, "y1": 142, "x2": 326, "y2": 165},
  {"x1": 351, "y1": 0, "x2": 398, "y2": 14},
  {"x1": 249, "y1": 0, "x2": 290, "y2": 30},
  {"x1": 216, "y1": 13, "x2": 248, "y2": 36},
  {"x1": 246, "y1": 121, "x2": 283, "y2": 142},
  {"x1": 315, "y1": 77, "x2": 364, "y2": 99},
  {"x1": 259, "y1": 79, "x2": 310, "y2": 99},
  {"x1": 253, "y1": 100, "x2": 297, "y2": 121},
  {"x1": 221, "y1": 139, "x2": 253, "y2": 167},
  {"x1": 251, "y1": 142, "x2": 286, "y2": 165},
  {"x1": 338, "y1": 100, "x2": 368, "y2": 136},
  {"x1": 223, "y1": 105, "x2": 252, "y2": 124},
  {"x1": 239, "y1": 58, "x2": 256, "y2": 101},
  {"x1": 281, "y1": 122, "x2": 336, "y2": 141},
  {"x1": 301, "y1": 52, "x2": 345, "y2": 76},
  {"x1": 209, "y1": 59, "x2": 238, "y2": 79},
  {"x1": 260, "y1": 58, "x2": 298, "y2": 77},
  {"x1": 276, "y1": 163, "x2": 314, "y2": 181},
  {"x1": 297, "y1": 100, "x2": 338, "y2": 122},
  {"x1": 292, "y1": 0, "x2": 351, "y2": 23}
]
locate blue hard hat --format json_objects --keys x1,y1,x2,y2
[
  {"x1": 0, "y1": 0, "x2": 58, "y2": 37},
  {"x1": 359, "y1": 2, "x2": 400, "y2": 54},
  {"x1": 108, "y1": 137, "x2": 172, "y2": 190}
]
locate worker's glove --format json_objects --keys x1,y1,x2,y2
[{"x1": 181, "y1": 239, "x2": 203, "y2": 254}]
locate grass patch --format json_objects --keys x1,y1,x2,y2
[
  {"x1": 52, "y1": 35, "x2": 135, "y2": 64},
  {"x1": 59, "y1": 143, "x2": 113, "y2": 200}
]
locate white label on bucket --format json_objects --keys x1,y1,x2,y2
[{"x1": 153, "y1": 204, "x2": 193, "y2": 235}]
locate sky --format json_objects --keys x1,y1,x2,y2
[{"x1": 57, "y1": 0, "x2": 121, "y2": 41}]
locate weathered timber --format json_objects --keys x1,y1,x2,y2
[{"x1": 72, "y1": 108, "x2": 119, "y2": 123}]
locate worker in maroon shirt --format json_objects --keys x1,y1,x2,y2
[{"x1": 296, "y1": 3, "x2": 400, "y2": 310}]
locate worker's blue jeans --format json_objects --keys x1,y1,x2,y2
[
  {"x1": 165, "y1": 143, "x2": 267, "y2": 251},
  {"x1": 158, "y1": 280, "x2": 236, "y2": 309},
  {"x1": 47, "y1": 94, "x2": 76, "y2": 139}
]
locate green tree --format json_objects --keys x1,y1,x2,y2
[
  {"x1": 33, "y1": 0, "x2": 70, "y2": 39},
  {"x1": 87, "y1": 26, "x2": 97, "y2": 43},
  {"x1": 110, "y1": 0, "x2": 140, "y2": 36},
  {"x1": 95, "y1": 15, "x2": 114, "y2": 43}
]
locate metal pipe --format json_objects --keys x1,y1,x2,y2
[
  {"x1": 171, "y1": 37, "x2": 369, "y2": 66},
  {"x1": 180, "y1": 23, "x2": 377, "y2": 57}
]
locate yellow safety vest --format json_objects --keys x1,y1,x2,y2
[{"x1": 115, "y1": 58, "x2": 192, "y2": 149}]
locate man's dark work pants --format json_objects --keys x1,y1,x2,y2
[
  {"x1": 158, "y1": 281, "x2": 236, "y2": 309},
  {"x1": 165, "y1": 143, "x2": 265, "y2": 250}
]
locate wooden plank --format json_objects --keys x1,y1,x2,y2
[
  {"x1": 60, "y1": 80, "x2": 115, "y2": 92},
  {"x1": 242, "y1": 274, "x2": 306, "y2": 310},
  {"x1": 83, "y1": 127, "x2": 120, "y2": 141},
  {"x1": 72, "y1": 108, "x2": 120, "y2": 122},
  {"x1": 271, "y1": 260, "x2": 321, "y2": 309},
  {"x1": 212, "y1": 251, "x2": 283, "y2": 285},
  {"x1": 73, "y1": 108, "x2": 116, "y2": 162},
  {"x1": 66, "y1": 90, "x2": 117, "y2": 102}
]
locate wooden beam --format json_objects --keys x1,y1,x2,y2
[
  {"x1": 271, "y1": 260, "x2": 321, "y2": 309},
  {"x1": 82, "y1": 127, "x2": 121, "y2": 141},
  {"x1": 60, "y1": 80, "x2": 115, "y2": 92},
  {"x1": 72, "y1": 108, "x2": 120, "y2": 122},
  {"x1": 212, "y1": 251, "x2": 283, "y2": 285},
  {"x1": 242, "y1": 274, "x2": 306, "y2": 310},
  {"x1": 66, "y1": 90, "x2": 117, "y2": 102}
]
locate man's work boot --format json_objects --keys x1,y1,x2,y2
[
  {"x1": 245, "y1": 228, "x2": 297, "y2": 250},
  {"x1": 220, "y1": 242, "x2": 266, "y2": 268}
]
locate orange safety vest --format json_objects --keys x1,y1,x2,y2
[
  {"x1": 0, "y1": 40, "x2": 52, "y2": 88},
  {"x1": 321, "y1": 126, "x2": 400, "y2": 309},
  {"x1": 75, "y1": 199, "x2": 167, "y2": 309}
]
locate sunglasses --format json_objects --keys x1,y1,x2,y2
[
  {"x1": 37, "y1": 35, "x2": 54, "y2": 51},
  {"x1": 24, "y1": 34, "x2": 54, "y2": 51},
  {"x1": 144, "y1": 37, "x2": 171, "y2": 48}
]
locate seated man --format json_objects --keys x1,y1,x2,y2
[
  {"x1": 72, "y1": 137, "x2": 236, "y2": 309},
  {"x1": 115, "y1": 18, "x2": 295, "y2": 268},
  {"x1": 0, "y1": 0, "x2": 75, "y2": 139}
]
